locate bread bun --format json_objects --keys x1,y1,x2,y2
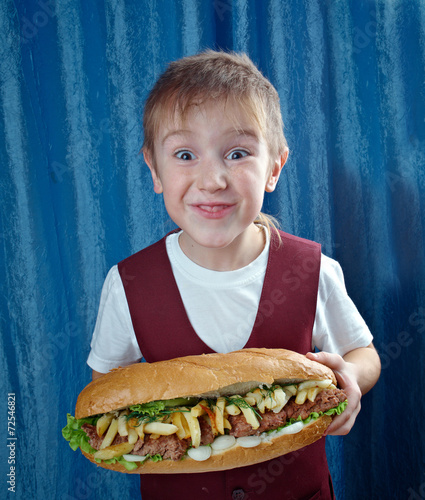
[
  {"x1": 75, "y1": 348, "x2": 336, "y2": 419},
  {"x1": 75, "y1": 348, "x2": 340, "y2": 474},
  {"x1": 80, "y1": 415, "x2": 332, "y2": 474}
]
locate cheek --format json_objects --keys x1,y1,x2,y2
[
  {"x1": 233, "y1": 168, "x2": 267, "y2": 199},
  {"x1": 160, "y1": 175, "x2": 188, "y2": 206}
]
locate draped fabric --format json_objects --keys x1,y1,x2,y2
[{"x1": 1, "y1": 0, "x2": 424, "y2": 498}]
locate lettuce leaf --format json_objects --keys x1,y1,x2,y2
[
  {"x1": 62, "y1": 414, "x2": 141, "y2": 471},
  {"x1": 62, "y1": 414, "x2": 157, "y2": 471},
  {"x1": 128, "y1": 401, "x2": 167, "y2": 419},
  {"x1": 96, "y1": 455, "x2": 139, "y2": 471},
  {"x1": 127, "y1": 398, "x2": 196, "y2": 423},
  {"x1": 62, "y1": 414, "x2": 98, "y2": 453},
  {"x1": 96, "y1": 454, "x2": 162, "y2": 470},
  {"x1": 324, "y1": 399, "x2": 348, "y2": 416}
]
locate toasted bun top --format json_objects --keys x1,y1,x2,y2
[{"x1": 75, "y1": 348, "x2": 336, "y2": 419}]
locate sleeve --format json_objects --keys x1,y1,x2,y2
[
  {"x1": 87, "y1": 265, "x2": 142, "y2": 373},
  {"x1": 312, "y1": 254, "x2": 373, "y2": 357}
]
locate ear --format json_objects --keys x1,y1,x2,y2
[
  {"x1": 265, "y1": 148, "x2": 288, "y2": 193},
  {"x1": 143, "y1": 149, "x2": 163, "y2": 194}
]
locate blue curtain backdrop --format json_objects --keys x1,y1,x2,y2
[{"x1": 1, "y1": 0, "x2": 424, "y2": 498}]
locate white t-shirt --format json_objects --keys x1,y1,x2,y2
[{"x1": 87, "y1": 231, "x2": 373, "y2": 373}]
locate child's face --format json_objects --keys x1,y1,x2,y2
[{"x1": 144, "y1": 100, "x2": 285, "y2": 266}]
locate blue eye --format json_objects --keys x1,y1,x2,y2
[
  {"x1": 176, "y1": 150, "x2": 195, "y2": 161},
  {"x1": 226, "y1": 150, "x2": 249, "y2": 160}
]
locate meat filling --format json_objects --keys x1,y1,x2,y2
[
  {"x1": 82, "y1": 415, "x2": 214, "y2": 461},
  {"x1": 132, "y1": 434, "x2": 189, "y2": 461},
  {"x1": 228, "y1": 407, "x2": 287, "y2": 438},
  {"x1": 229, "y1": 388, "x2": 347, "y2": 438},
  {"x1": 82, "y1": 388, "x2": 347, "y2": 461},
  {"x1": 285, "y1": 388, "x2": 347, "y2": 421}
]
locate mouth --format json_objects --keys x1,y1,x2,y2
[
  {"x1": 191, "y1": 203, "x2": 235, "y2": 219},
  {"x1": 198, "y1": 204, "x2": 230, "y2": 213}
]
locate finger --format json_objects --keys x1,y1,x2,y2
[
  {"x1": 307, "y1": 352, "x2": 357, "y2": 393},
  {"x1": 326, "y1": 403, "x2": 360, "y2": 436},
  {"x1": 306, "y1": 351, "x2": 345, "y2": 372},
  {"x1": 332, "y1": 367, "x2": 354, "y2": 392},
  {"x1": 326, "y1": 404, "x2": 359, "y2": 435},
  {"x1": 325, "y1": 391, "x2": 361, "y2": 436},
  {"x1": 306, "y1": 352, "x2": 347, "y2": 389}
]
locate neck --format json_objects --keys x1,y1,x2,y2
[{"x1": 179, "y1": 224, "x2": 266, "y2": 271}]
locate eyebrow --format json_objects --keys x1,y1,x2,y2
[
  {"x1": 161, "y1": 129, "x2": 192, "y2": 146},
  {"x1": 232, "y1": 128, "x2": 261, "y2": 142},
  {"x1": 161, "y1": 127, "x2": 261, "y2": 146}
]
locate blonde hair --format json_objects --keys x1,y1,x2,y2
[{"x1": 142, "y1": 50, "x2": 287, "y2": 238}]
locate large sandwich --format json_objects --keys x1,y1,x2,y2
[{"x1": 62, "y1": 348, "x2": 347, "y2": 473}]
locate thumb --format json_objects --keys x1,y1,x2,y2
[
  {"x1": 306, "y1": 351, "x2": 344, "y2": 372},
  {"x1": 306, "y1": 351, "x2": 348, "y2": 388}
]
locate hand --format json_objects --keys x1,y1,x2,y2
[{"x1": 305, "y1": 351, "x2": 362, "y2": 436}]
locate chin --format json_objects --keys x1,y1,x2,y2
[
  {"x1": 180, "y1": 225, "x2": 240, "y2": 249},
  {"x1": 194, "y1": 234, "x2": 236, "y2": 250}
]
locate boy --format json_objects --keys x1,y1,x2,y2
[{"x1": 88, "y1": 50, "x2": 381, "y2": 499}]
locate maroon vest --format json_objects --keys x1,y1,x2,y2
[{"x1": 118, "y1": 230, "x2": 335, "y2": 500}]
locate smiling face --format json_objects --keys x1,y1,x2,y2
[{"x1": 144, "y1": 100, "x2": 286, "y2": 270}]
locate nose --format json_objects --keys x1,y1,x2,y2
[{"x1": 197, "y1": 158, "x2": 227, "y2": 193}]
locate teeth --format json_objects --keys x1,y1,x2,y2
[{"x1": 200, "y1": 205, "x2": 226, "y2": 213}]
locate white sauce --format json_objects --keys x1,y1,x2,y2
[
  {"x1": 212, "y1": 420, "x2": 307, "y2": 452},
  {"x1": 265, "y1": 421, "x2": 305, "y2": 439}
]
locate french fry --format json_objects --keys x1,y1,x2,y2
[
  {"x1": 258, "y1": 390, "x2": 270, "y2": 413},
  {"x1": 215, "y1": 397, "x2": 226, "y2": 435},
  {"x1": 191, "y1": 400, "x2": 208, "y2": 418},
  {"x1": 225, "y1": 395, "x2": 259, "y2": 429},
  {"x1": 284, "y1": 384, "x2": 297, "y2": 396},
  {"x1": 314, "y1": 379, "x2": 333, "y2": 389},
  {"x1": 223, "y1": 417, "x2": 232, "y2": 430},
  {"x1": 225, "y1": 404, "x2": 241, "y2": 415},
  {"x1": 247, "y1": 388, "x2": 277, "y2": 413},
  {"x1": 197, "y1": 404, "x2": 218, "y2": 435},
  {"x1": 127, "y1": 417, "x2": 145, "y2": 439},
  {"x1": 183, "y1": 411, "x2": 201, "y2": 448},
  {"x1": 225, "y1": 398, "x2": 241, "y2": 416},
  {"x1": 172, "y1": 412, "x2": 190, "y2": 439},
  {"x1": 99, "y1": 418, "x2": 119, "y2": 449},
  {"x1": 295, "y1": 389, "x2": 308, "y2": 405},
  {"x1": 96, "y1": 412, "x2": 115, "y2": 437},
  {"x1": 135, "y1": 423, "x2": 145, "y2": 439},
  {"x1": 117, "y1": 412, "x2": 129, "y2": 437},
  {"x1": 94, "y1": 442, "x2": 134, "y2": 460},
  {"x1": 307, "y1": 387, "x2": 322, "y2": 402},
  {"x1": 240, "y1": 405, "x2": 260, "y2": 429},
  {"x1": 243, "y1": 395, "x2": 257, "y2": 406},
  {"x1": 127, "y1": 427, "x2": 138, "y2": 445},
  {"x1": 144, "y1": 422, "x2": 179, "y2": 436},
  {"x1": 265, "y1": 394, "x2": 276, "y2": 411},
  {"x1": 271, "y1": 387, "x2": 290, "y2": 413},
  {"x1": 297, "y1": 379, "x2": 332, "y2": 391}
]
